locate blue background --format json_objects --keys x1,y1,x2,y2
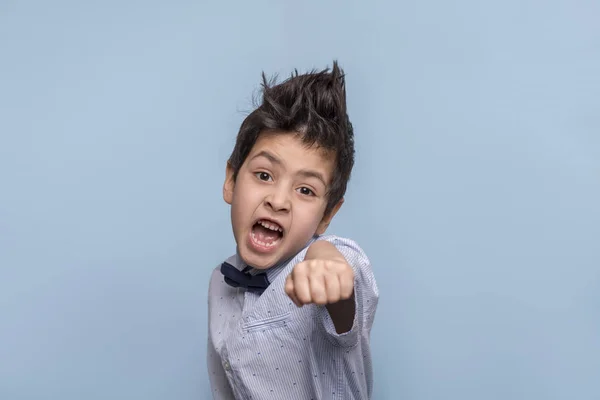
[{"x1": 1, "y1": 0, "x2": 598, "y2": 399}]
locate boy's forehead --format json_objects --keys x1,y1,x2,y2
[{"x1": 248, "y1": 132, "x2": 335, "y2": 175}]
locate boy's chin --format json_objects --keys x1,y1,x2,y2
[{"x1": 238, "y1": 248, "x2": 281, "y2": 270}]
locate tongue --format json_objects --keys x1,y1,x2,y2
[{"x1": 253, "y1": 224, "x2": 280, "y2": 244}]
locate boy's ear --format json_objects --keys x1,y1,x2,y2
[
  {"x1": 316, "y1": 198, "x2": 344, "y2": 235},
  {"x1": 223, "y1": 162, "x2": 235, "y2": 205}
]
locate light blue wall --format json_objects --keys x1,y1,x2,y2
[{"x1": 1, "y1": 1, "x2": 598, "y2": 399}]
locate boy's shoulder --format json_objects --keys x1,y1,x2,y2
[
  {"x1": 209, "y1": 253, "x2": 237, "y2": 281},
  {"x1": 313, "y1": 234, "x2": 369, "y2": 257}
]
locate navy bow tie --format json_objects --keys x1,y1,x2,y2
[{"x1": 220, "y1": 262, "x2": 270, "y2": 294}]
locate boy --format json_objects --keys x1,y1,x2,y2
[{"x1": 207, "y1": 61, "x2": 379, "y2": 399}]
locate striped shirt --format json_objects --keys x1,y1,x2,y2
[{"x1": 207, "y1": 234, "x2": 379, "y2": 399}]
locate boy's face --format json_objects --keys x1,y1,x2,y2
[{"x1": 223, "y1": 132, "x2": 342, "y2": 269}]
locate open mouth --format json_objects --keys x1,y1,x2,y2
[{"x1": 250, "y1": 219, "x2": 284, "y2": 249}]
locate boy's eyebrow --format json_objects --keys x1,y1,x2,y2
[
  {"x1": 252, "y1": 150, "x2": 281, "y2": 165},
  {"x1": 251, "y1": 150, "x2": 328, "y2": 186}
]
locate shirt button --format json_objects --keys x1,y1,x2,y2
[{"x1": 223, "y1": 360, "x2": 231, "y2": 372}]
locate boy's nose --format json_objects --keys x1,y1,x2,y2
[{"x1": 264, "y1": 189, "x2": 291, "y2": 212}]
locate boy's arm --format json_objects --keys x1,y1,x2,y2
[{"x1": 284, "y1": 240, "x2": 356, "y2": 334}]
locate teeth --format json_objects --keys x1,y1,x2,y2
[
  {"x1": 258, "y1": 219, "x2": 283, "y2": 232},
  {"x1": 251, "y1": 231, "x2": 280, "y2": 247}
]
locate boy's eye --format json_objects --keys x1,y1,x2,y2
[
  {"x1": 255, "y1": 172, "x2": 272, "y2": 181},
  {"x1": 297, "y1": 187, "x2": 314, "y2": 196}
]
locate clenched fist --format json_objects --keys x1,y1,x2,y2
[{"x1": 285, "y1": 258, "x2": 354, "y2": 307}]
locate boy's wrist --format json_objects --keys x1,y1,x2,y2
[{"x1": 305, "y1": 239, "x2": 347, "y2": 263}]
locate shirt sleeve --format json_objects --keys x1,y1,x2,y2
[{"x1": 314, "y1": 235, "x2": 379, "y2": 347}]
